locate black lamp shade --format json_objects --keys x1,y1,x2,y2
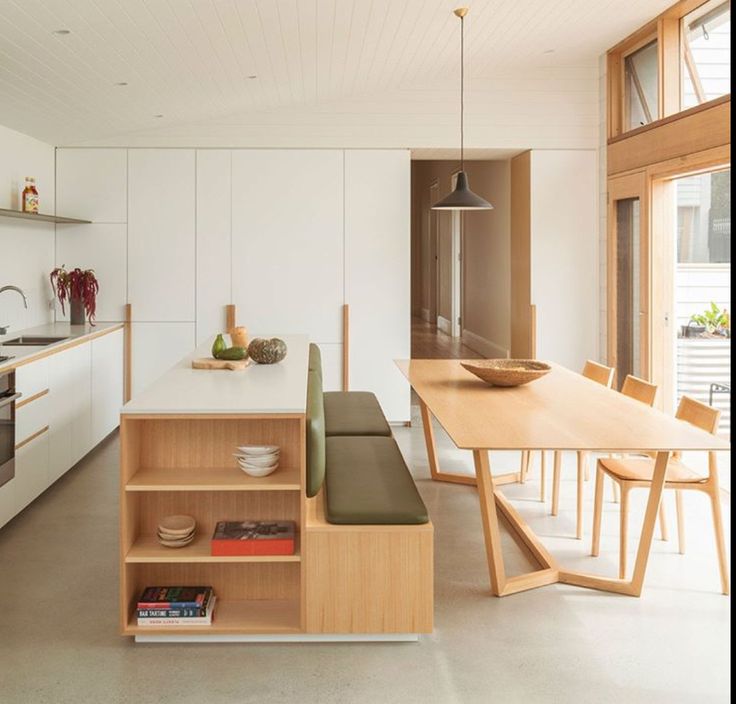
[{"x1": 431, "y1": 171, "x2": 494, "y2": 210}]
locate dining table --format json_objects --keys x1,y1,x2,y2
[{"x1": 397, "y1": 359, "x2": 731, "y2": 597}]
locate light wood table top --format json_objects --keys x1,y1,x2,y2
[{"x1": 397, "y1": 359, "x2": 729, "y2": 452}]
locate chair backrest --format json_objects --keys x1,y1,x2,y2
[
  {"x1": 582, "y1": 360, "x2": 615, "y2": 388},
  {"x1": 621, "y1": 374, "x2": 658, "y2": 407},
  {"x1": 676, "y1": 395, "x2": 721, "y2": 435}
]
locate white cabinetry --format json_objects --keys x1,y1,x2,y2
[
  {"x1": 0, "y1": 477, "x2": 14, "y2": 529},
  {"x1": 131, "y1": 322, "x2": 195, "y2": 397},
  {"x1": 48, "y1": 345, "x2": 74, "y2": 483},
  {"x1": 196, "y1": 150, "x2": 231, "y2": 345},
  {"x1": 56, "y1": 148, "x2": 127, "y2": 222},
  {"x1": 68, "y1": 342, "x2": 92, "y2": 466},
  {"x1": 91, "y1": 328, "x2": 124, "y2": 444},
  {"x1": 15, "y1": 429, "x2": 49, "y2": 513},
  {"x1": 128, "y1": 149, "x2": 196, "y2": 322},
  {"x1": 231, "y1": 150, "x2": 344, "y2": 343},
  {"x1": 344, "y1": 150, "x2": 411, "y2": 421},
  {"x1": 1, "y1": 329, "x2": 124, "y2": 529}
]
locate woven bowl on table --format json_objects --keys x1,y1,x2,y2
[{"x1": 460, "y1": 359, "x2": 551, "y2": 387}]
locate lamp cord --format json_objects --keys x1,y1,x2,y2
[{"x1": 460, "y1": 14, "x2": 464, "y2": 172}]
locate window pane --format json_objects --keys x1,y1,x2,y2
[
  {"x1": 624, "y1": 40, "x2": 659, "y2": 130},
  {"x1": 682, "y1": 0, "x2": 731, "y2": 108},
  {"x1": 677, "y1": 169, "x2": 731, "y2": 263}
]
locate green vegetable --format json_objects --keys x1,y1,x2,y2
[
  {"x1": 218, "y1": 346, "x2": 248, "y2": 361},
  {"x1": 212, "y1": 333, "x2": 226, "y2": 359}
]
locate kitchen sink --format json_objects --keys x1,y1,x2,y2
[{"x1": 2, "y1": 335, "x2": 69, "y2": 346}]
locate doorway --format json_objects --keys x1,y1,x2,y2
[
  {"x1": 607, "y1": 172, "x2": 649, "y2": 389},
  {"x1": 670, "y1": 168, "x2": 731, "y2": 435}
]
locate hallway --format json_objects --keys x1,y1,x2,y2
[{"x1": 411, "y1": 317, "x2": 483, "y2": 359}]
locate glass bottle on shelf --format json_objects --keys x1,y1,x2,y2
[{"x1": 22, "y1": 177, "x2": 39, "y2": 213}]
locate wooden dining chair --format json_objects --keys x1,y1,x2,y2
[
  {"x1": 591, "y1": 395, "x2": 729, "y2": 594},
  {"x1": 547, "y1": 360, "x2": 615, "y2": 539}
]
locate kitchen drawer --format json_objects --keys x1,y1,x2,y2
[
  {"x1": 15, "y1": 393, "x2": 50, "y2": 445},
  {"x1": 0, "y1": 476, "x2": 15, "y2": 530},
  {"x1": 15, "y1": 357, "x2": 50, "y2": 401},
  {"x1": 15, "y1": 427, "x2": 49, "y2": 513}
]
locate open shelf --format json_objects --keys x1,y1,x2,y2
[
  {"x1": 0, "y1": 207, "x2": 91, "y2": 224},
  {"x1": 126, "y1": 534, "x2": 301, "y2": 564},
  {"x1": 126, "y1": 466, "x2": 301, "y2": 491},
  {"x1": 125, "y1": 599, "x2": 301, "y2": 635}
]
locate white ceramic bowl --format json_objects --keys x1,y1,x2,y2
[
  {"x1": 236, "y1": 454, "x2": 280, "y2": 468},
  {"x1": 237, "y1": 445, "x2": 280, "y2": 456},
  {"x1": 237, "y1": 462, "x2": 278, "y2": 478}
]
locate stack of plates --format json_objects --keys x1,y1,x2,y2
[
  {"x1": 234, "y1": 445, "x2": 280, "y2": 477},
  {"x1": 157, "y1": 514, "x2": 196, "y2": 548}
]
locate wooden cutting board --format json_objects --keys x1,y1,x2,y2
[{"x1": 191, "y1": 357, "x2": 249, "y2": 371}]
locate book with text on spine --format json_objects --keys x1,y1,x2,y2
[
  {"x1": 137, "y1": 596, "x2": 216, "y2": 627},
  {"x1": 136, "y1": 586, "x2": 212, "y2": 610},
  {"x1": 137, "y1": 590, "x2": 213, "y2": 619}
]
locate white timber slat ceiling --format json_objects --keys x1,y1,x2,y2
[{"x1": 0, "y1": 0, "x2": 674, "y2": 148}]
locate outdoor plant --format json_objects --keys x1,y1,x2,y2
[
  {"x1": 690, "y1": 301, "x2": 730, "y2": 337},
  {"x1": 49, "y1": 266, "x2": 99, "y2": 325}
]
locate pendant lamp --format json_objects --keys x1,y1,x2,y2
[{"x1": 432, "y1": 7, "x2": 493, "y2": 211}]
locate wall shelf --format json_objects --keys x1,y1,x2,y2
[{"x1": 0, "y1": 207, "x2": 91, "y2": 224}]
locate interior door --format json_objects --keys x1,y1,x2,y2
[{"x1": 607, "y1": 172, "x2": 649, "y2": 388}]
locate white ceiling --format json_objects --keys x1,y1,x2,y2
[{"x1": 0, "y1": 0, "x2": 673, "y2": 149}]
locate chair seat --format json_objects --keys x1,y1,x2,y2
[
  {"x1": 324, "y1": 391, "x2": 391, "y2": 437},
  {"x1": 599, "y1": 456, "x2": 706, "y2": 484}
]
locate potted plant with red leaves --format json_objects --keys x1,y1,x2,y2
[{"x1": 50, "y1": 266, "x2": 99, "y2": 326}]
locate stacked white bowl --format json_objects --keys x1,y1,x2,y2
[{"x1": 234, "y1": 445, "x2": 280, "y2": 477}]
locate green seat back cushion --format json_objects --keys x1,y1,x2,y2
[
  {"x1": 325, "y1": 436, "x2": 429, "y2": 524},
  {"x1": 306, "y1": 369, "x2": 325, "y2": 497},
  {"x1": 324, "y1": 391, "x2": 391, "y2": 437},
  {"x1": 308, "y1": 343, "x2": 322, "y2": 379}
]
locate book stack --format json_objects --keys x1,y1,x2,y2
[
  {"x1": 136, "y1": 586, "x2": 216, "y2": 627},
  {"x1": 211, "y1": 520, "x2": 296, "y2": 556}
]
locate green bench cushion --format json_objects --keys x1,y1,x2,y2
[
  {"x1": 325, "y1": 436, "x2": 429, "y2": 525},
  {"x1": 308, "y1": 343, "x2": 322, "y2": 378},
  {"x1": 306, "y1": 369, "x2": 325, "y2": 498},
  {"x1": 324, "y1": 391, "x2": 391, "y2": 437}
]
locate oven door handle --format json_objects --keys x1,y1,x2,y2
[{"x1": 0, "y1": 392, "x2": 21, "y2": 409}]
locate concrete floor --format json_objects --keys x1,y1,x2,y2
[{"x1": 0, "y1": 408, "x2": 730, "y2": 704}]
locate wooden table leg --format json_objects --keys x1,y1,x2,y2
[
  {"x1": 560, "y1": 451, "x2": 671, "y2": 596},
  {"x1": 419, "y1": 399, "x2": 479, "y2": 487},
  {"x1": 473, "y1": 450, "x2": 506, "y2": 595}
]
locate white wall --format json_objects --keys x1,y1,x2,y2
[
  {"x1": 55, "y1": 148, "x2": 412, "y2": 419},
  {"x1": 0, "y1": 124, "x2": 55, "y2": 332},
  {"x1": 531, "y1": 150, "x2": 598, "y2": 370}
]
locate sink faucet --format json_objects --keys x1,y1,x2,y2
[{"x1": 0, "y1": 285, "x2": 29, "y2": 335}]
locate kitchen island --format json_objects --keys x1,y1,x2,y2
[
  {"x1": 120, "y1": 334, "x2": 433, "y2": 643},
  {"x1": 120, "y1": 335, "x2": 308, "y2": 641}
]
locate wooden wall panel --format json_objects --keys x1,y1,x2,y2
[
  {"x1": 510, "y1": 151, "x2": 533, "y2": 359},
  {"x1": 608, "y1": 97, "x2": 730, "y2": 175}
]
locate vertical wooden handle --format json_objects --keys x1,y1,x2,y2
[
  {"x1": 124, "y1": 303, "x2": 132, "y2": 403},
  {"x1": 342, "y1": 303, "x2": 349, "y2": 391},
  {"x1": 225, "y1": 304, "x2": 236, "y2": 333}
]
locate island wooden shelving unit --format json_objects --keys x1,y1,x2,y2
[{"x1": 119, "y1": 411, "x2": 307, "y2": 638}]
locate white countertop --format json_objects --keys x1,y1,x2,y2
[
  {"x1": 122, "y1": 334, "x2": 309, "y2": 415},
  {"x1": 0, "y1": 322, "x2": 123, "y2": 374}
]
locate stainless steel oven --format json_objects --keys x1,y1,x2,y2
[{"x1": 0, "y1": 370, "x2": 20, "y2": 488}]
